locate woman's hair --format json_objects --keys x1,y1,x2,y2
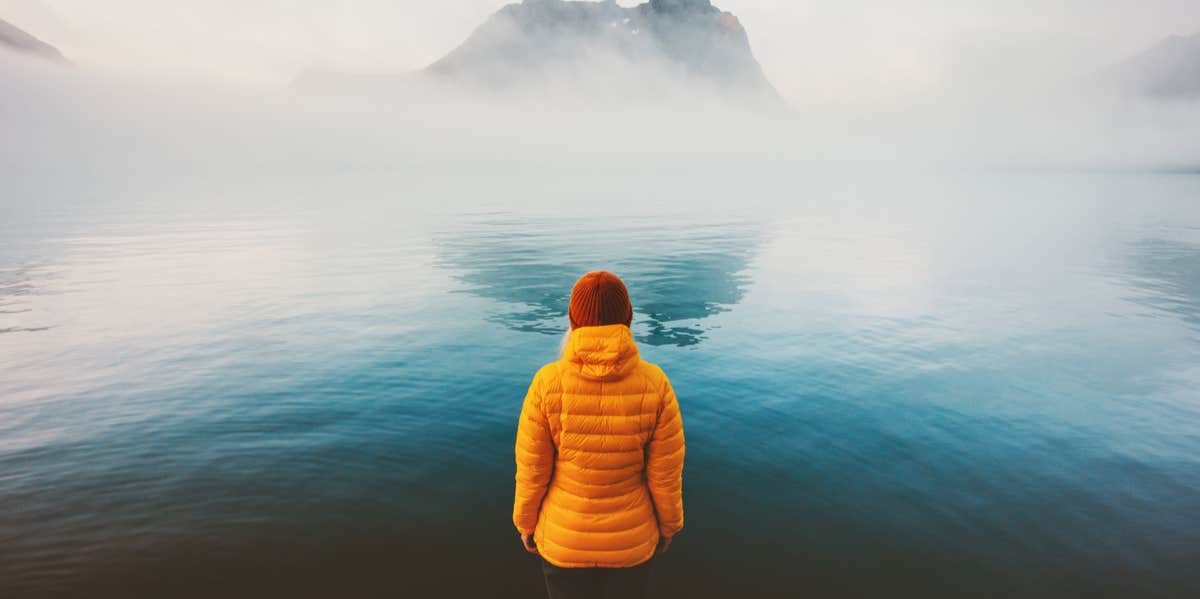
[{"x1": 559, "y1": 328, "x2": 572, "y2": 357}]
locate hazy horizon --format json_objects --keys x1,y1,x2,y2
[{"x1": 1, "y1": 0, "x2": 1198, "y2": 103}]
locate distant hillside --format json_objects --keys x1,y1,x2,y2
[
  {"x1": 0, "y1": 17, "x2": 66, "y2": 62},
  {"x1": 1110, "y1": 33, "x2": 1200, "y2": 99},
  {"x1": 427, "y1": 0, "x2": 778, "y2": 98}
]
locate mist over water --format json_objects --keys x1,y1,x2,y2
[
  {"x1": 4, "y1": 29, "x2": 1200, "y2": 184},
  {"x1": 2, "y1": 21, "x2": 1200, "y2": 599}
]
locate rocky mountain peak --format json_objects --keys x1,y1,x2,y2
[{"x1": 0, "y1": 17, "x2": 67, "y2": 63}]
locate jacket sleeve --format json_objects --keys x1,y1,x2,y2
[
  {"x1": 646, "y1": 377, "x2": 685, "y2": 539},
  {"x1": 513, "y1": 371, "x2": 555, "y2": 535}
]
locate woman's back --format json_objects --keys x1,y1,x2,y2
[{"x1": 514, "y1": 324, "x2": 685, "y2": 568}]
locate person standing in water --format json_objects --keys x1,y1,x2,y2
[{"x1": 514, "y1": 271, "x2": 686, "y2": 599}]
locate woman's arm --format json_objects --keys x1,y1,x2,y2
[
  {"x1": 646, "y1": 377, "x2": 685, "y2": 541},
  {"x1": 513, "y1": 371, "x2": 554, "y2": 539}
]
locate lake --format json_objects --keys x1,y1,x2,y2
[{"x1": 1, "y1": 169, "x2": 1198, "y2": 597}]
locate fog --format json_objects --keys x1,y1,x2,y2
[
  {"x1": 2, "y1": 0, "x2": 1199, "y2": 203},
  {"x1": 3, "y1": 0, "x2": 1198, "y2": 96}
]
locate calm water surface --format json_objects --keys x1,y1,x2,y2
[{"x1": 1, "y1": 172, "x2": 1198, "y2": 597}]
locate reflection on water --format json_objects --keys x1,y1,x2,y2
[{"x1": 436, "y1": 216, "x2": 759, "y2": 346}]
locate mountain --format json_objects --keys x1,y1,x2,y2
[
  {"x1": 1109, "y1": 33, "x2": 1200, "y2": 99},
  {"x1": 425, "y1": 0, "x2": 778, "y2": 98},
  {"x1": 0, "y1": 17, "x2": 66, "y2": 63}
]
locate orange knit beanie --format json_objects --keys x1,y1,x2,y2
[{"x1": 569, "y1": 271, "x2": 633, "y2": 329}]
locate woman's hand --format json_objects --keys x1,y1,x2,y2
[
  {"x1": 657, "y1": 536, "x2": 673, "y2": 555},
  {"x1": 520, "y1": 533, "x2": 539, "y2": 555}
]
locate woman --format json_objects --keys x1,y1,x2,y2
[{"x1": 514, "y1": 271, "x2": 686, "y2": 599}]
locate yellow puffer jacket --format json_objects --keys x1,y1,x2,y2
[{"x1": 513, "y1": 324, "x2": 685, "y2": 568}]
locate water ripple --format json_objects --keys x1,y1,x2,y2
[{"x1": 1114, "y1": 236, "x2": 1200, "y2": 329}]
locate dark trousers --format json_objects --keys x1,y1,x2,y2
[{"x1": 541, "y1": 559, "x2": 653, "y2": 599}]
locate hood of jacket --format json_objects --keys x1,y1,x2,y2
[{"x1": 562, "y1": 324, "x2": 641, "y2": 381}]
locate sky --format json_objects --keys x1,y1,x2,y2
[{"x1": 1, "y1": 0, "x2": 1198, "y2": 101}]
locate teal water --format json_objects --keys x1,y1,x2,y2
[{"x1": 1, "y1": 172, "x2": 1198, "y2": 597}]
